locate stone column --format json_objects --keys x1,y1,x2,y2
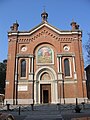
[
  {"x1": 57, "y1": 57, "x2": 60, "y2": 73},
  {"x1": 28, "y1": 57, "x2": 31, "y2": 80},
  {"x1": 34, "y1": 80, "x2": 37, "y2": 104},
  {"x1": 31, "y1": 56, "x2": 34, "y2": 80},
  {"x1": 15, "y1": 56, "x2": 18, "y2": 105},
  {"x1": 57, "y1": 55, "x2": 62, "y2": 80},
  {"x1": 72, "y1": 55, "x2": 77, "y2": 80},
  {"x1": 38, "y1": 83, "x2": 40, "y2": 104},
  {"x1": 15, "y1": 57, "x2": 18, "y2": 82},
  {"x1": 31, "y1": 57, "x2": 34, "y2": 73},
  {"x1": 28, "y1": 56, "x2": 34, "y2": 80},
  {"x1": 59, "y1": 55, "x2": 62, "y2": 73},
  {"x1": 54, "y1": 80, "x2": 58, "y2": 103}
]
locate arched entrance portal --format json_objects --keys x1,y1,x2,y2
[{"x1": 34, "y1": 66, "x2": 58, "y2": 104}]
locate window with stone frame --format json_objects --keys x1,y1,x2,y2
[
  {"x1": 64, "y1": 58, "x2": 70, "y2": 76},
  {"x1": 21, "y1": 59, "x2": 26, "y2": 77}
]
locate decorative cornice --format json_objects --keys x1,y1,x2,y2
[
  {"x1": 57, "y1": 52, "x2": 75, "y2": 57},
  {"x1": 8, "y1": 22, "x2": 82, "y2": 35},
  {"x1": 17, "y1": 29, "x2": 77, "y2": 43},
  {"x1": 58, "y1": 80, "x2": 77, "y2": 84},
  {"x1": 16, "y1": 54, "x2": 34, "y2": 58},
  {"x1": 8, "y1": 22, "x2": 82, "y2": 43}
]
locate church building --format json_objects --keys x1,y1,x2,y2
[{"x1": 5, "y1": 11, "x2": 87, "y2": 104}]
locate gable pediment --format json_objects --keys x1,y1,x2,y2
[
  {"x1": 8, "y1": 22, "x2": 82, "y2": 43},
  {"x1": 29, "y1": 25, "x2": 61, "y2": 40},
  {"x1": 17, "y1": 22, "x2": 62, "y2": 36},
  {"x1": 28, "y1": 22, "x2": 62, "y2": 35},
  {"x1": 17, "y1": 25, "x2": 62, "y2": 43}
]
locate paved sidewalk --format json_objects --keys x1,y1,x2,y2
[
  {"x1": 1, "y1": 104, "x2": 90, "y2": 120},
  {"x1": 3, "y1": 109, "x2": 90, "y2": 120},
  {"x1": 61, "y1": 109, "x2": 90, "y2": 120},
  {"x1": 9, "y1": 110, "x2": 63, "y2": 120},
  {"x1": 72, "y1": 117, "x2": 90, "y2": 120}
]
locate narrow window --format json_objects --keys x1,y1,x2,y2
[
  {"x1": 21, "y1": 59, "x2": 26, "y2": 77},
  {"x1": 64, "y1": 58, "x2": 70, "y2": 76}
]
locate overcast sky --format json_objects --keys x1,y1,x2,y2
[{"x1": 0, "y1": 0, "x2": 90, "y2": 67}]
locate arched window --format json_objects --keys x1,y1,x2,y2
[
  {"x1": 64, "y1": 58, "x2": 70, "y2": 76},
  {"x1": 21, "y1": 59, "x2": 26, "y2": 77}
]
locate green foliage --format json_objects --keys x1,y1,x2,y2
[{"x1": 0, "y1": 60, "x2": 7, "y2": 94}]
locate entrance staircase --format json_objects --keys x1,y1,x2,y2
[{"x1": 24, "y1": 104, "x2": 63, "y2": 120}]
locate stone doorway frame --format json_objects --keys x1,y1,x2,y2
[{"x1": 34, "y1": 66, "x2": 58, "y2": 104}]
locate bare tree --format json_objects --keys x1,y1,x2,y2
[{"x1": 85, "y1": 33, "x2": 90, "y2": 64}]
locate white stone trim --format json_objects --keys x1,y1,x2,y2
[
  {"x1": 29, "y1": 58, "x2": 31, "y2": 73},
  {"x1": 39, "y1": 81, "x2": 53, "y2": 84},
  {"x1": 59, "y1": 56, "x2": 62, "y2": 73},
  {"x1": 4, "y1": 99, "x2": 33, "y2": 105},
  {"x1": 17, "y1": 99, "x2": 33, "y2": 104},
  {"x1": 57, "y1": 57, "x2": 59, "y2": 73},
  {"x1": 83, "y1": 81, "x2": 86, "y2": 83},
  {"x1": 31, "y1": 57, "x2": 34, "y2": 73},
  {"x1": 4, "y1": 99, "x2": 13, "y2": 104},
  {"x1": 64, "y1": 80, "x2": 77, "y2": 84},
  {"x1": 34, "y1": 66, "x2": 58, "y2": 104},
  {"x1": 69, "y1": 59, "x2": 72, "y2": 77},
  {"x1": 57, "y1": 97, "x2": 88, "y2": 104},
  {"x1": 8, "y1": 23, "x2": 82, "y2": 36},
  {"x1": 64, "y1": 58, "x2": 72, "y2": 78},
  {"x1": 18, "y1": 85, "x2": 28, "y2": 91},
  {"x1": 58, "y1": 80, "x2": 77, "y2": 84},
  {"x1": 6, "y1": 81, "x2": 9, "y2": 85},
  {"x1": 34, "y1": 66, "x2": 57, "y2": 80},
  {"x1": 72, "y1": 56, "x2": 75, "y2": 73},
  {"x1": 15, "y1": 57, "x2": 18, "y2": 81},
  {"x1": 72, "y1": 56, "x2": 77, "y2": 79}
]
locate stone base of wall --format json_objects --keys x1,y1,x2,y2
[
  {"x1": 4, "y1": 99, "x2": 33, "y2": 105},
  {"x1": 4, "y1": 97, "x2": 88, "y2": 105},
  {"x1": 57, "y1": 97, "x2": 88, "y2": 104}
]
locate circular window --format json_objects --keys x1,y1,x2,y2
[
  {"x1": 63, "y1": 45, "x2": 70, "y2": 51},
  {"x1": 21, "y1": 46, "x2": 27, "y2": 52}
]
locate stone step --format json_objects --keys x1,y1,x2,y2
[{"x1": 24, "y1": 114, "x2": 63, "y2": 120}]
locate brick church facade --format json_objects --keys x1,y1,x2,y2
[{"x1": 5, "y1": 11, "x2": 87, "y2": 104}]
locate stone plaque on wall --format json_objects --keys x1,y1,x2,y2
[{"x1": 18, "y1": 85, "x2": 28, "y2": 91}]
